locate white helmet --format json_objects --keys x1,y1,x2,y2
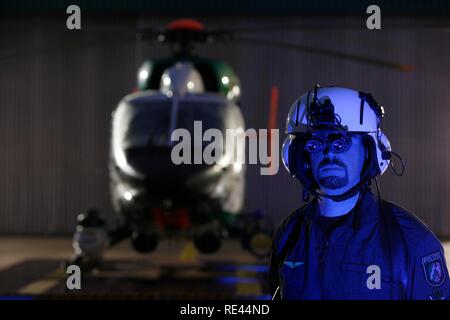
[{"x1": 282, "y1": 85, "x2": 392, "y2": 200}]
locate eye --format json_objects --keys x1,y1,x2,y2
[
  {"x1": 331, "y1": 139, "x2": 345, "y2": 152},
  {"x1": 305, "y1": 139, "x2": 323, "y2": 153},
  {"x1": 331, "y1": 137, "x2": 351, "y2": 153}
]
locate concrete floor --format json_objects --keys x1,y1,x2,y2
[
  {"x1": 0, "y1": 236, "x2": 269, "y2": 299},
  {"x1": 0, "y1": 236, "x2": 262, "y2": 270},
  {"x1": 1, "y1": 237, "x2": 449, "y2": 271},
  {"x1": 0, "y1": 237, "x2": 449, "y2": 298}
]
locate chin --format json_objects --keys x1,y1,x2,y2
[
  {"x1": 318, "y1": 180, "x2": 360, "y2": 197},
  {"x1": 320, "y1": 186, "x2": 350, "y2": 196}
]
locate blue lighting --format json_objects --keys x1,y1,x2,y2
[
  {"x1": 240, "y1": 294, "x2": 272, "y2": 300},
  {"x1": 0, "y1": 296, "x2": 34, "y2": 301},
  {"x1": 216, "y1": 276, "x2": 260, "y2": 285},
  {"x1": 215, "y1": 264, "x2": 269, "y2": 273}
]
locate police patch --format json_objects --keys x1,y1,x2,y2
[{"x1": 422, "y1": 251, "x2": 446, "y2": 287}]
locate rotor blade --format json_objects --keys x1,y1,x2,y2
[
  {"x1": 0, "y1": 32, "x2": 137, "y2": 63},
  {"x1": 226, "y1": 22, "x2": 450, "y2": 34},
  {"x1": 233, "y1": 36, "x2": 414, "y2": 72}
]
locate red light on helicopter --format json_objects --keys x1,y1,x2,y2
[{"x1": 167, "y1": 19, "x2": 205, "y2": 31}]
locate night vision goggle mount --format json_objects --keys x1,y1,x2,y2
[{"x1": 304, "y1": 84, "x2": 347, "y2": 132}]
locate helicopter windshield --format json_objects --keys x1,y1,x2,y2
[
  {"x1": 111, "y1": 92, "x2": 244, "y2": 179},
  {"x1": 122, "y1": 95, "x2": 227, "y2": 149}
]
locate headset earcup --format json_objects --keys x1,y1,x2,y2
[
  {"x1": 361, "y1": 135, "x2": 381, "y2": 180},
  {"x1": 288, "y1": 137, "x2": 297, "y2": 177},
  {"x1": 282, "y1": 136, "x2": 294, "y2": 175}
]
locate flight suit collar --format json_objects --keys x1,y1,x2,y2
[{"x1": 306, "y1": 188, "x2": 380, "y2": 233}]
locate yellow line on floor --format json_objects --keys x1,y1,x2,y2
[
  {"x1": 235, "y1": 270, "x2": 262, "y2": 297},
  {"x1": 17, "y1": 268, "x2": 65, "y2": 295}
]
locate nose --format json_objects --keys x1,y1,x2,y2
[
  {"x1": 322, "y1": 152, "x2": 338, "y2": 166},
  {"x1": 323, "y1": 145, "x2": 332, "y2": 156}
]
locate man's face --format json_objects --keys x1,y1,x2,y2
[{"x1": 309, "y1": 133, "x2": 366, "y2": 196}]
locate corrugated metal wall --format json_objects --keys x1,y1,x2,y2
[{"x1": 1, "y1": 14, "x2": 449, "y2": 236}]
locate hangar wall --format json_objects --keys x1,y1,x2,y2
[{"x1": 0, "y1": 14, "x2": 449, "y2": 236}]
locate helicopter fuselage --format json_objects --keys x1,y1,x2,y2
[{"x1": 109, "y1": 90, "x2": 246, "y2": 251}]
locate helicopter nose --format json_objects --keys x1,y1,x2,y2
[{"x1": 124, "y1": 146, "x2": 211, "y2": 182}]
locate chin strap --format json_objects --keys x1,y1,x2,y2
[{"x1": 310, "y1": 180, "x2": 370, "y2": 202}]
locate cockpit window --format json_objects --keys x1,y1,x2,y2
[{"x1": 125, "y1": 98, "x2": 226, "y2": 148}]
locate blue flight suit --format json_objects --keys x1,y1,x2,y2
[{"x1": 268, "y1": 190, "x2": 450, "y2": 300}]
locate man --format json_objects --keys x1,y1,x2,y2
[{"x1": 269, "y1": 84, "x2": 450, "y2": 300}]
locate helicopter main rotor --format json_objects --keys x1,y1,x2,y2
[{"x1": 137, "y1": 18, "x2": 232, "y2": 56}]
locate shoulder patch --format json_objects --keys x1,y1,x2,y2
[{"x1": 422, "y1": 251, "x2": 446, "y2": 287}]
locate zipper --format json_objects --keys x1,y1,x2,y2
[
  {"x1": 319, "y1": 238, "x2": 329, "y2": 299},
  {"x1": 319, "y1": 223, "x2": 339, "y2": 299}
]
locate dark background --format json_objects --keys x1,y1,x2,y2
[{"x1": 1, "y1": 1, "x2": 450, "y2": 237}]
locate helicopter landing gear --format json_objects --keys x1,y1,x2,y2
[
  {"x1": 69, "y1": 209, "x2": 135, "y2": 271},
  {"x1": 131, "y1": 231, "x2": 159, "y2": 253},
  {"x1": 241, "y1": 229, "x2": 273, "y2": 258},
  {"x1": 69, "y1": 209, "x2": 109, "y2": 272},
  {"x1": 193, "y1": 229, "x2": 222, "y2": 254},
  {"x1": 240, "y1": 210, "x2": 274, "y2": 258}
]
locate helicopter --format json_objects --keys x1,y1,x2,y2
[{"x1": 70, "y1": 19, "x2": 276, "y2": 268}]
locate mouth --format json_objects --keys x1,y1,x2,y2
[{"x1": 320, "y1": 165, "x2": 344, "y2": 173}]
